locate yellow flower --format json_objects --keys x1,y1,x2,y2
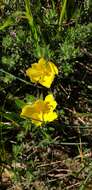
[
  {"x1": 26, "y1": 58, "x2": 58, "y2": 88},
  {"x1": 20, "y1": 94, "x2": 58, "y2": 126}
]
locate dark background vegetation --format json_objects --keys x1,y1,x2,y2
[{"x1": 0, "y1": 0, "x2": 92, "y2": 189}]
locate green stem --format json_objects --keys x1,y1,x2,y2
[
  {"x1": 0, "y1": 69, "x2": 36, "y2": 87},
  {"x1": 24, "y1": 0, "x2": 39, "y2": 46},
  {"x1": 58, "y1": 0, "x2": 67, "y2": 31}
]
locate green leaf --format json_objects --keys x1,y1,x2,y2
[
  {"x1": 0, "y1": 17, "x2": 13, "y2": 31},
  {"x1": 15, "y1": 99, "x2": 25, "y2": 108},
  {"x1": 25, "y1": 95, "x2": 35, "y2": 103}
]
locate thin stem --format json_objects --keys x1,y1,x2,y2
[{"x1": 58, "y1": 0, "x2": 67, "y2": 31}]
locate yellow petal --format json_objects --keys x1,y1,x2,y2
[
  {"x1": 49, "y1": 62, "x2": 58, "y2": 75},
  {"x1": 31, "y1": 113, "x2": 43, "y2": 126},
  {"x1": 45, "y1": 94, "x2": 57, "y2": 110},
  {"x1": 34, "y1": 100, "x2": 44, "y2": 112},
  {"x1": 20, "y1": 105, "x2": 35, "y2": 118},
  {"x1": 44, "y1": 111, "x2": 58, "y2": 122},
  {"x1": 26, "y1": 67, "x2": 40, "y2": 82},
  {"x1": 39, "y1": 74, "x2": 54, "y2": 88},
  {"x1": 31, "y1": 63, "x2": 38, "y2": 69},
  {"x1": 20, "y1": 104, "x2": 43, "y2": 126},
  {"x1": 26, "y1": 67, "x2": 33, "y2": 77},
  {"x1": 38, "y1": 57, "x2": 46, "y2": 65}
]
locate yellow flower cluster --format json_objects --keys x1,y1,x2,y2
[
  {"x1": 21, "y1": 58, "x2": 58, "y2": 126},
  {"x1": 26, "y1": 58, "x2": 58, "y2": 88},
  {"x1": 21, "y1": 94, "x2": 58, "y2": 126}
]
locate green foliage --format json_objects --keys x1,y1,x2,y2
[
  {"x1": 59, "y1": 41, "x2": 80, "y2": 61},
  {"x1": 15, "y1": 99, "x2": 25, "y2": 108},
  {"x1": 1, "y1": 1, "x2": 92, "y2": 189},
  {"x1": 2, "y1": 35, "x2": 13, "y2": 47},
  {"x1": 1, "y1": 72, "x2": 15, "y2": 84},
  {"x1": 13, "y1": 144, "x2": 23, "y2": 158},
  {"x1": 43, "y1": 1, "x2": 58, "y2": 26}
]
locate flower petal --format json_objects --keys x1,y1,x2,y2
[
  {"x1": 38, "y1": 57, "x2": 46, "y2": 65},
  {"x1": 39, "y1": 74, "x2": 54, "y2": 88},
  {"x1": 49, "y1": 62, "x2": 58, "y2": 75},
  {"x1": 20, "y1": 105, "x2": 35, "y2": 118},
  {"x1": 26, "y1": 67, "x2": 40, "y2": 82},
  {"x1": 45, "y1": 94, "x2": 57, "y2": 110},
  {"x1": 44, "y1": 111, "x2": 58, "y2": 122},
  {"x1": 20, "y1": 105, "x2": 43, "y2": 126},
  {"x1": 34, "y1": 100, "x2": 44, "y2": 112},
  {"x1": 31, "y1": 113, "x2": 43, "y2": 126}
]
